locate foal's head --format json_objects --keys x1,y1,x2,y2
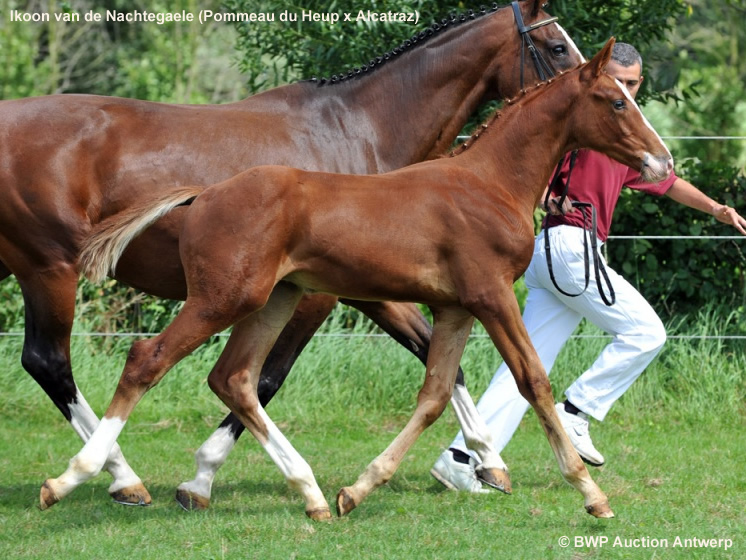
[{"x1": 570, "y1": 38, "x2": 673, "y2": 182}]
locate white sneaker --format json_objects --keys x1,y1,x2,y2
[
  {"x1": 555, "y1": 403, "x2": 605, "y2": 467},
  {"x1": 430, "y1": 450, "x2": 489, "y2": 493}
]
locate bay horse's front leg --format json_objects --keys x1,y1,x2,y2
[
  {"x1": 346, "y1": 300, "x2": 509, "y2": 492},
  {"x1": 337, "y1": 306, "x2": 474, "y2": 517},
  {"x1": 206, "y1": 284, "x2": 331, "y2": 521},
  {"x1": 177, "y1": 293, "x2": 339, "y2": 511},
  {"x1": 40, "y1": 300, "x2": 231, "y2": 509},
  {"x1": 470, "y1": 289, "x2": 613, "y2": 518}
]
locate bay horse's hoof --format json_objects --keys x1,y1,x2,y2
[
  {"x1": 110, "y1": 482, "x2": 152, "y2": 506},
  {"x1": 335, "y1": 488, "x2": 358, "y2": 517},
  {"x1": 305, "y1": 507, "x2": 332, "y2": 521},
  {"x1": 39, "y1": 480, "x2": 60, "y2": 510},
  {"x1": 175, "y1": 488, "x2": 210, "y2": 511},
  {"x1": 477, "y1": 466, "x2": 512, "y2": 494},
  {"x1": 586, "y1": 500, "x2": 615, "y2": 519}
]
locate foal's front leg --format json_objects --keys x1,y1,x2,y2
[
  {"x1": 337, "y1": 306, "x2": 474, "y2": 516},
  {"x1": 470, "y1": 288, "x2": 613, "y2": 518},
  {"x1": 206, "y1": 284, "x2": 331, "y2": 521}
]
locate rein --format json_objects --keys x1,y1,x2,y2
[{"x1": 542, "y1": 154, "x2": 616, "y2": 306}]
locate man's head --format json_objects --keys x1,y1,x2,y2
[{"x1": 605, "y1": 42, "x2": 644, "y2": 99}]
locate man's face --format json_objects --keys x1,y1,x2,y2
[{"x1": 605, "y1": 60, "x2": 643, "y2": 99}]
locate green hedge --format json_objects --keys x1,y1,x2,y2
[{"x1": 607, "y1": 159, "x2": 746, "y2": 317}]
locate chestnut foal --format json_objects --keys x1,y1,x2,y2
[
  {"x1": 0, "y1": 0, "x2": 581, "y2": 508},
  {"x1": 44, "y1": 39, "x2": 672, "y2": 520}
]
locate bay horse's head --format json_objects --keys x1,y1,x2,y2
[
  {"x1": 486, "y1": 0, "x2": 584, "y2": 98},
  {"x1": 571, "y1": 38, "x2": 673, "y2": 182}
]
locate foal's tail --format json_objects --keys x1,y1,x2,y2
[{"x1": 80, "y1": 186, "x2": 204, "y2": 283}]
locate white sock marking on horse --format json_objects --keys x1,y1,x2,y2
[
  {"x1": 68, "y1": 391, "x2": 142, "y2": 492},
  {"x1": 256, "y1": 406, "x2": 327, "y2": 511},
  {"x1": 450, "y1": 385, "x2": 508, "y2": 471},
  {"x1": 177, "y1": 424, "x2": 236, "y2": 501}
]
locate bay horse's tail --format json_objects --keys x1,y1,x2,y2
[{"x1": 80, "y1": 186, "x2": 204, "y2": 283}]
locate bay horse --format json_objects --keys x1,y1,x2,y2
[
  {"x1": 43, "y1": 38, "x2": 673, "y2": 520},
  {"x1": 0, "y1": 1, "x2": 582, "y2": 509}
]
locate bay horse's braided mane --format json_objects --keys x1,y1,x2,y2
[
  {"x1": 307, "y1": 2, "x2": 509, "y2": 86},
  {"x1": 448, "y1": 71, "x2": 568, "y2": 157}
]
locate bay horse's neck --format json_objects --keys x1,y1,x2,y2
[
  {"x1": 242, "y1": 9, "x2": 514, "y2": 171},
  {"x1": 455, "y1": 77, "x2": 579, "y2": 211}
]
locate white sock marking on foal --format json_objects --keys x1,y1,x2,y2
[
  {"x1": 51, "y1": 416, "x2": 128, "y2": 499},
  {"x1": 177, "y1": 424, "x2": 236, "y2": 500},
  {"x1": 68, "y1": 391, "x2": 142, "y2": 491},
  {"x1": 256, "y1": 406, "x2": 327, "y2": 510}
]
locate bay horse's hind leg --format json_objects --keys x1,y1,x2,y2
[
  {"x1": 206, "y1": 283, "x2": 332, "y2": 521},
  {"x1": 470, "y1": 289, "x2": 613, "y2": 518},
  {"x1": 337, "y1": 306, "x2": 474, "y2": 517},
  {"x1": 177, "y1": 293, "x2": 338, "y2": 511},
  {"x1": 348, "y1": 300, "x2": 510, "y2": 492},
  {"x1": 16, "y1": 266, "x2": 150, "y2": 506}
]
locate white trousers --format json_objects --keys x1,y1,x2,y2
[{"x1": 451, "y1": 225, "x2": 666, "y2": 454}]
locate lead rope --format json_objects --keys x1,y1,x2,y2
[{"x1": 543, "y1": 152, "x2": 616, "y2": 306}]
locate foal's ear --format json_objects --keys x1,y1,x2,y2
[{"x1": 581, "y1": 37, "x2": 616, "y2": 81}]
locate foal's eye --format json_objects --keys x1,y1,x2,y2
[
  {"x1": 551, "y1": 44, "x2": 567, "y2": 56},
  {"x1": 613, "y1": 99, "x2": 626, "y2": 110}
]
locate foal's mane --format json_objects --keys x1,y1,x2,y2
[{"x1": 307, "y1": 2, "x2": 511, "y2": 86}]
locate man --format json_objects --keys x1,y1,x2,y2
[{"x1": 431, "y1": 42, "x2": 746, "y2": 492}]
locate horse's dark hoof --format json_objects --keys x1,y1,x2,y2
[
  {"x1": 306, "y1": 507, "x2": 332, "y2": 521},
  {"x1": 110, "y1": 482, "x2": 152, "y2": 506},
  {"x1": 336, "y1": 488, "x2": 358, "y2": 517},
  {"x1": 477, "y1": 466, "x2": 512, "y2": 494},
  {"x1": 39, "y1": 480, "x2": 60, "y2": 510},
  {"x1": 175, "y1": 488, "x2": 210, "y2": 511}
]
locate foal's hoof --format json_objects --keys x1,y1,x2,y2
[
  {"x1": 305, "y1": 507, "x2": 332, "y2": 521},
  {"x1": 175, "y1": 488, "x2": 210, "y2": 511},
  {"x1": 335, "y1": 488, "x2": 358, "y2": 517},
  {"x1": 586, "y1": 500, "x2": 615, "y2": 519},
  {"x1": 39, "y1": 480, "x2": 60, "y2": 511},
  {"x1": 110, "y1": 482, "x2": 152, "y2": 507},
  {"x1": 477, "y1": 466, "x2": 512, "y2": 495}
]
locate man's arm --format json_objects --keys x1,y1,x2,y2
[{"x1": 665, "y1": 177, "x2": 746, "y2": 235}]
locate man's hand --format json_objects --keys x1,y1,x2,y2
[
  {"x1": 712, "y1": 204, "x2": 746, "y2": 235},
  {"x1": 544, "y1": 197, "x2": 576, "y2": 216}
]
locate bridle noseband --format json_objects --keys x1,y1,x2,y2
[{"x1": 511, "y1": 2, "x2": 616, "y2": 305}]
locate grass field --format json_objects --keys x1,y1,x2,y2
[{"x1": 0, "y1": 309, "x2": 744, "y2": 559}]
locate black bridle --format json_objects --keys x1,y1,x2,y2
[
  {"x1": 511, "y1": 1, "x2": 558, "y2": 89},
  {"x1": 511, "y1": 1, "x2": 616, "y2": 305}
]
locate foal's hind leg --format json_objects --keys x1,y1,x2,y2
[
  {"x1": 348, "y1": 300, "x2": 510, "y2": 492},
  {"x1": 470, "y1": 289, "x2": 613, "y2": 518},
  {"x1": 337, "y1": 306, "x2": 474, "y2": 517},
  {"x1": 206, "y1": 284, "x2": 331, "y2": 521},
  {"x1": 177, "y1": 293, "x2": 338, "y2": 511},
  {"x1": 15, "y1": 266, "x2": 149, "y2": 506},
  {"x1": 40, "y1": 297, "x2": 235, "y2": 509}
]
